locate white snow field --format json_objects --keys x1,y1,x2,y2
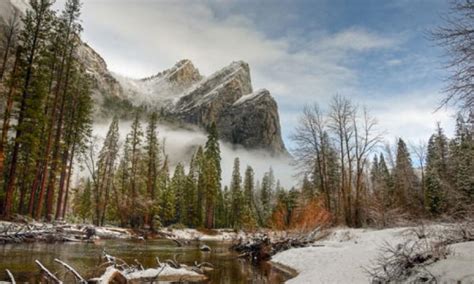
[{"x1": 271, "y1": 225, "x2": 474, "y2": 283}]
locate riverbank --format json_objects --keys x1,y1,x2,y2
[
  {"x1": 271, "y1": 223, "x2": 474, "y2": 283},
  {"x1": 0, "y1": 236, "x2": 293, "y2": 282},
  {"x1": 0, "y1": 220, "x2": 135, "y2": 243}
]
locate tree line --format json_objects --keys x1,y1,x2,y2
[
  {"x1": 292, "y1": 96, "x2": 473, "y2": 228},
  {"x1": 0, "y1": 0, "x2": 92, "y2": 221},
  {"x1": 73, "y1": 114, "x2": 328, "y2": 230}
]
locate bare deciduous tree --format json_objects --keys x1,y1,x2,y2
[
  {"x1": 292, "y1": 96, "x2": 382, "y2": 227},
  {"x1": 291, "y1": 103, "x2": 333, "y2": 211},
  {"x1": 433, "y1": 0, "x2": 474, "y2": 112}
]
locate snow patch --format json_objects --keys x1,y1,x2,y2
[
  {"x1": 160, "y1": 228, "x2": 242, "y2": 241},
  {"x1": 424, "y1": 241, "x2": 474, "y2": 282},
  {"x1": 113, "y1": 59, "x2": 201, "y2": 107},
  {"x1": 126, "y1": 265, "x2": 202, "y2": 280},
  {"x1": 233, "y1": 89, "x2": 268, "y2": 106}
]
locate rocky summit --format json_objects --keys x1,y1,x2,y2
[{"x1": 113, "y1": 60, "x2": 286, "y2": 154}]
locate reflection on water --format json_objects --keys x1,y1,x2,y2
[{"x1": 0, "y1": 239, "x2": 292, "y2": 283}]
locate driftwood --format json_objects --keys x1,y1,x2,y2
[
  {"x1": 0, "y1": 223, "x2": 87, "y2": 244},
  {"x1": 96, "y1": 251, "x2": 208, "y2": 283},
  {"x1": 0, "y1": 222, "x2": 133, "y2": 244},
  {"x1": 54, "y1": 258, "x2": 86, "y2": 283},
  {"x1": 35, "y1": 260, "x2": 63, "y2": 284},
  {"x1": 5, "y1": 269, "x2": 15, "y2": 284},
  {"x1": 231, "y1": 233, "x2": 316, "y2": 263},
  {"x1": 4, "y1": 254, "x2": 208, "y2": 283}
]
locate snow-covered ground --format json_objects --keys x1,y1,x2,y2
[
  {"x1": 159, "y1": 228, "x2": 243, "y2": 241},
  {"x1": 159, "y1": 227, "x2": 290, "y2": 242},
  {"x1": 272, "y1": 225, "x2": 474, "y2": 283}
]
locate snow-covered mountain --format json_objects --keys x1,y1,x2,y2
[
  {"x1": 0, "y1": 0, "x2": 287, "y2": 154},
  {"x1": 111, "y1": 60, "x2": 286, "y2": 153}
]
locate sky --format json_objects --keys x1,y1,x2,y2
[{"x1": 54, "y1": 0, "x2": 456, "y2": 150}]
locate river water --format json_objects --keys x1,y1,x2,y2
[{"x1": 0, "y1": 239, "x2": 293, "y2": 283}]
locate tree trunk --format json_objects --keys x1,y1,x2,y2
[
  {"x1": 60, "y1": 142, "x2": 76, "y2": 219},
  {"x1": 55, "y1": 146, "x2": 70, "y2": 220}
]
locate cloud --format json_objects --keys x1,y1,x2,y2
[
  {"x1": 67, "y1": 1, "x2": 399, "y2": 136},
  {"x1": 316, "y1": 27, "x2": 396, "y2": 52},
  {"x1": 365, "y1": 89, "x2": 455, "y2": 143},
  {"x1": 386, "y1": 59, "x2": 403, "y2": 66}
]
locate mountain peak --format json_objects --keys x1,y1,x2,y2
[{"x1": 142, "y1": 59, "x2": 202, "y2": 84}]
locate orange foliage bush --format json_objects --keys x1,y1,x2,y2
[
  {"x1": 290, "y1": 198, "x2": 331, "y2": 232},
  {"x1": 270, "y1": 201, "x2": 288, "y2": 231},
  {"x1": 270, "y1": 197, "x2": 331, "y2": 232}
]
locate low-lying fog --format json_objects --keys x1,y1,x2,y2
[{"x1": 81, "y1": 120, "x2": 297, "y2": 189}]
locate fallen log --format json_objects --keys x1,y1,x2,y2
[
  {"x1": 54, "y1": 258, "x2": 86, "y2": 283},
  {"x1": 231, "y1": 233, "x2": 315, "y2": 263}
]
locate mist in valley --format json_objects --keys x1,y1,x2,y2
[{"x1": 88, "y1": 119, "x2": 296, "y2": 189}]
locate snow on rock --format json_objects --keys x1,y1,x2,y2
[
  {"x1": 114, "y1": 59, "x2": 202, "y2": 107},
  {"x1": 272, "y1": 225, "x2": 474, "y2": 284},
  {"x1": 172, "y1": 60, "x2": 252, "y2": 113},
  {"x1": 92, "y1": 264, "x2": 207, "y2": 282},
  {"x1": 160, "y1": 228, "x2": 242, "y2": 241},
  {"x1": 425, "y1": 241, "x2": 474, "y2": 282},
  {"x1": 93, "y1": 266, "x2": 126, "y2": 283},
  {"x1": 126, "y1": 265, "x2": 206, "y2": 281},
  {"x1": 233, "y1": 89, "x2": 269, "y2": 106},
  {"x1": 94, "y1": 226, "x2": 133, "y2": 239}
]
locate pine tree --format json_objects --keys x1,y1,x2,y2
[
  {"x1": 203, "y1": 122, "x2": 221, "y2": 229},
  {"x1": 214, "y1": 184, "x2": 227, "y2": 228},
  {"x1": 44, "y1": 0, "x2": 85, "y2": 221},
  {"x1": 57, "y1": 71, "x2": 92, "y2": 219},
  {"x1": 94, "y1": 116, "x2": 119, "y2": 225},
  {"x1": 241, "y1": 165, "x2": 256, "y2": 228},
  {"x1": 195, "y1": 146, "x2": 205, "y2": 227},
  {"x1": 370, "y1": 155, "x2": 379, "y2": 189},
  {"x1": 159, "y1": 157, "x2": 174, "y2": 226},
  {"x1": 221, "y1": 185, "x2": 231, "y2": 227},
  {"x1": 393, "y1": 138, "x2": 421, "y2": 212},
  {"x1": 425, "y1": 167, "x2": 442, "y2": 215},
  {"x1": 424, "y1": 124, "x2": 451, "y2": 215},
  {"x1": 127, "y1": 113, "x2": 144, "y2": 227},
  {"x1": 185, "y1": 152, "x2": 199, "y2": 227},
  {"x1": 144, "y1": 111, "x2": 160, "y2": 227},
  {"x1": 75, "y1": 178, "x2": 92, "y2": 222},
  {"x1": 260, "y1": 170, "x2": 273, "y2": 226},
  {"x1": 172, "y1": 163, "x2": 186, "y2": 224},
  {"x1": 230, "y1": 157, "x2": 243, "y2": 228},
  {"x1": 3, "y1": 0, "x2": 55, "y2": 218},
  {"x1": 449, "y1": 115, "x2": 474, "y2": 205},
  {"x1": 115, "y1": 143, "x2": 132, "y2": 227}
]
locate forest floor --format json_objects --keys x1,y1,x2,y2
[{"x1": 271, "y1": 223, "x2": 474, "y2": 283}]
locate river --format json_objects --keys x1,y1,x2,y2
[{"x1": 0, "y1": 239, "x2": 293, "y2": 283}]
